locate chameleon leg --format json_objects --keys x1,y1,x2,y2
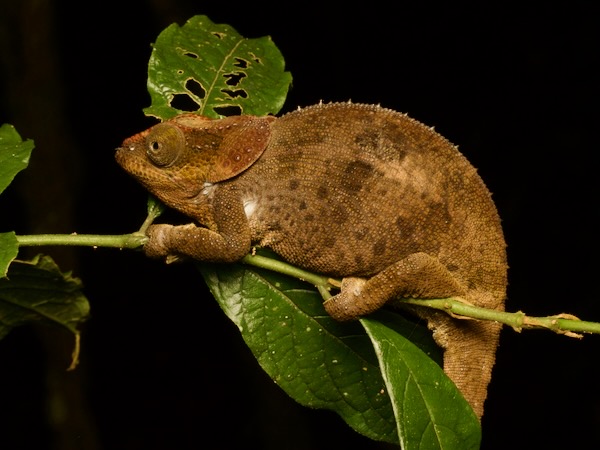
[
  {"x1": 324, "y1": 252, "x2": 467, "y2": 322},
  {"x1": 143, "y1": 186, "x2": 252, "y2": 263},
  {"x1": 323, "y1": 252, "x2": 501, "y2": 419}
]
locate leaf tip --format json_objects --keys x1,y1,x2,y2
[{"x1": 67, "y1": 332, "x2": 82, "y2": 371}]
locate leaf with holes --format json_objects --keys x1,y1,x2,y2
[{"x1": 145, "y1": 15, "x2": 292, "y2": 120}]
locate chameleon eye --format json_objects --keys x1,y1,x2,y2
[{"x1": 145, "y1": 123, "x2": 185, "y2": 167}]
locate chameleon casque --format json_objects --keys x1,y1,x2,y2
[{"x1": 115, "y1": 102, "x2": 507, "y2": 419}]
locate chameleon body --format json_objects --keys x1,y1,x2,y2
[{"x1": 116, "y1": 102, "x2": 507, "y2": 418}]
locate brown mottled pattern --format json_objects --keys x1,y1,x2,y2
[{"x1": 116, "y1": 102, "x2": 507, "y2": 419}]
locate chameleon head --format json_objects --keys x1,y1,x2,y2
[
  {"x1": 115, "y1": 121, "x2": 204, "y2": 205},
  {"x1": 115, "y1": 113, "x2": 275, "y2": 216}
]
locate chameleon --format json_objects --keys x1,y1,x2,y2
[{"x1": 115, "y1": 102, "x2": 507, "y2": 419}]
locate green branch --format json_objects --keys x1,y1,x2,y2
[
  {"x1": 398, "y1": 298, "x2": 598, "y2": 338},
  {"x1": 16, "y1": 233, "x2": 147, "y2": 249},
  {"x1": 15, "y1": 201, "x2": 158, "y2": 250},
  {"x1": 241, "y1": 253, "x2": 600, "y2": 338},
  {"x1": 15, "y1": 227, "x2": 598, "y2": 338},
  {"x1": 241, "y1": 253, "x2": 337, "y2": 300}
]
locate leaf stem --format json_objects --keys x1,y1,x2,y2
[
  {"x1": 140, "y1": 196, "x2": 166, "y2": 234},
  {"x1": 15, "y1": 233, "x2": 147, "y2": 249},
  {"x1": 241, "y1": 253, "x2": 335, "y2": 294},
  {"x1": 14, "y1": 198, "x2": 163, "y2": 250}
]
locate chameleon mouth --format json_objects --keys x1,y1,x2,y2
[
  {"x1": 114, "y1": 146, "x2": 128, "y2": 165},
  {"x1": 115, "y1": 145, "x2": 162, "y2": 187},
  {"x1": 114, "y1": 144, "x2": 139, "y2": 167},
  {"x1": 114, "y1": 147, "x2": 134, "y2": 177}
]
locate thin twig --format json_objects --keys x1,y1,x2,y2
[{"x1": 242, "y1": 253, "x2": 599, "y2": 337}]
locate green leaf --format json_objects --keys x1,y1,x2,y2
[
  {"x1": 0, "y1": 123, "x2": 31, "y2": 277},
  {"x1": 0, "y1": 255, "x2": 90, "y2": 367},
  {"x1": 201, "y1": 263, "x2": 399, "y2": 444},
  {"x1": 0, "y1": 123, "x2": 34, "y2": 195},
  {"x1": 0, "y1": 232, "x2": 19, "y2": 278},
  {"x1": 361, "y1": 317, "x2": 481, "y2": 450},
  {"x1": 144, "y1": 15, "x2": 292, "y2": 120}
]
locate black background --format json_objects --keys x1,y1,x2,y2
[{"x1": 1, "y1": 1, "x2": 598, "y2": 449}]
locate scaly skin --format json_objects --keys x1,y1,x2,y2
[{"x1": 116, "y1": 102, "x2": 507, "y2": 419}]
